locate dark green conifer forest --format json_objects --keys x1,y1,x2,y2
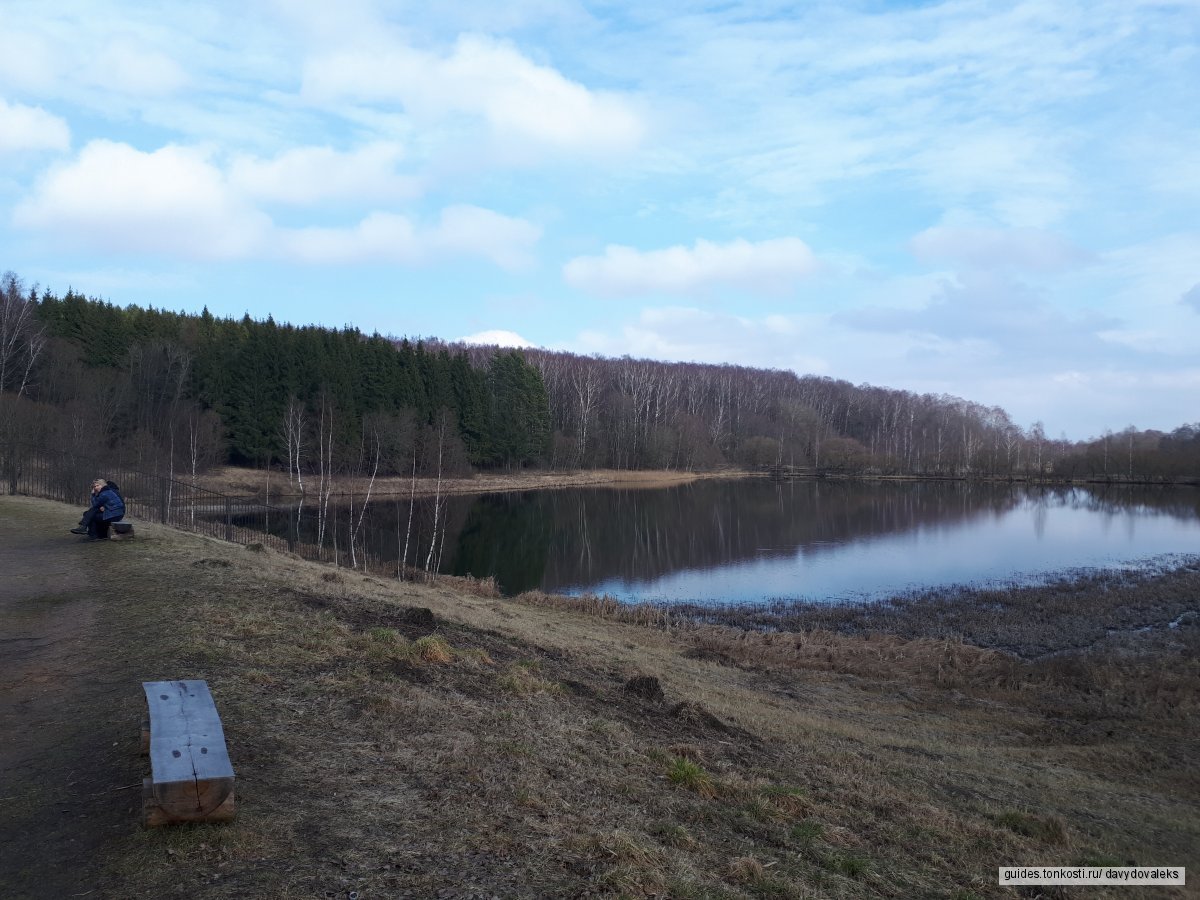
[{"x1": 19, "y1": 282, "x2": 550, "y2": 474}]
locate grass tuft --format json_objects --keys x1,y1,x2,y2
[
  {"x1": 727, "y1": 855, "x2": 765, "y2": 882},
  {"x1": 649, "y1": 822, "x2": 697, "y2": 850},
  {"x1": 788, "y1": 820, "x2": 823, "y2": 847},
  {"x1": 666, "y1": 756, "x2": 717, "y2": 798},
  {"x1": 412, "y1": 634, "x2": 453, "y2": 664}
]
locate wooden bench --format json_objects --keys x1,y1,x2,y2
[
  {"x1": 140, "y1": 680, "x2": 236, "y2": 827},
  {"x1": 111, "y1": 522, "x2": 135, "y2": 540}
]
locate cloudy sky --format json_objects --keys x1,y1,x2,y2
[{"x1": 2, "y1": 1, "x2": 1197, "y2": 439}]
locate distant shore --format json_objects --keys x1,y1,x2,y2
[
  {"x1": 196, "y1": 465, "x2": 752, "y2": 500},
  {"x1": 196, "y1": 464, "x2": 1199, "y2": 501}
]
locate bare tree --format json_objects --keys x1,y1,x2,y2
[
  {"x1": 281, "y1": 395, "x2": 307, "y2": 494},
  {"x1": 315, "y1": 390, "x2": 337, "y2": 553},
  {"x1": 348, "y1": 414, "x2": 382, "y2": 570},
  {"x1": 0, "y1": 272, "x2": 47, "y2": 402}
]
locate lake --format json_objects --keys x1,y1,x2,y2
[
  {"x1": 272, "y1": 479, "x2": 1200, "y2": 605},
  {"x1": 439, "y1": 479, "x2": 1200, "y2": 604}
]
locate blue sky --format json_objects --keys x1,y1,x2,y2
[{"x1": 1, "y1": 0, "x2": 1197, "y2": 439}]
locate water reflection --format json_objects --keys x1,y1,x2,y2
[
  {"x1": 444, "y1": 481, "x2": 1200, "y2": 602},
  {"x1": 248, "y1": 481, "x2": 1200, "y2": 605}
]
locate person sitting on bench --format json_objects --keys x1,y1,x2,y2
[{"x1": 71, "y1": 478, "x2": 126, "y2": 539}]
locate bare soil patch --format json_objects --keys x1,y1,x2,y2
[{"x1": 1, "y1": 494, "x2": 1196, "y2": 898}]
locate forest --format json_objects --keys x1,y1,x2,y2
[{"x1": 2, "y1": 270, "x2": 1198, "y2": 483}]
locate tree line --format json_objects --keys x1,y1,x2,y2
[
  {"x1": 2, "y1": 273, "x2": 550, "y2": 482},
  {"x1": 2, "y1": 270, "x2": 1197, "y2": 482}
]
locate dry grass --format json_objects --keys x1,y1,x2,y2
[
  {"x1": 3, "y1": 493, "x2": 1196, "y2": 899},
  {"x1": 514, "y1": 588, "x2": 673, "y2": 627},
  {"x1": 197, "y1": 464, "x2": 741, "y2": 500}
]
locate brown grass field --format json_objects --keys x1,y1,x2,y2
[{"x1": 1, "y1": 494, "x2": 1196, "y2": 899}]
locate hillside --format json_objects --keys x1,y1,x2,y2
[{"x1": 2, "y1": 494, "x2": 1196, "y2": 898}]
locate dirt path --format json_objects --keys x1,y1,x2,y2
[{"x1": 0, "y1": 497, "x2": 165, "y2": 899}]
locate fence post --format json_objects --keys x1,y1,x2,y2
[
  {"x1": 224, "y1": 498, "x2": 233, "y2": 542},
  {"x1": 287, "y1": 509, "x2": 297, "y2": 554},
  {"x1": 158, "y1": 476, "x2": 168, "y2": 525}
]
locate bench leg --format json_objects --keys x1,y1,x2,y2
[{"x1": 142, "y1": 777, "x2": 236, "y2": 828}]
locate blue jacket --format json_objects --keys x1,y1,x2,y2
[{"x1": 91, "y1": 486, "x2": 125, "y2": 522}]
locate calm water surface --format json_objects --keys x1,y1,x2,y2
[{"x1": 443, "y1": 480, "x2": 1200, "y2": 604}]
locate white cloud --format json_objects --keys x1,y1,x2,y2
[
  {"x1": 906, "y1": 126, "x2": 1074, "y2": 228},
  {"x1": 0, "y1": 98, "x2": 70, "y2": 153},
  {"x1": 14, "y1": 140, "x2": 539, "y2": 269},
  {"x1": 276, "y1": 205, "x2": 540, "y2": 270},
  {"x1": 986, "y1": 367, "x2": 1200, "y2": 438},
  {"x1": 301, "y1": 33, "x2": 643, "y2": 155},
  {"x1": 229, "y1": 142, "x2": 419, "y2": 206},
  {"x1": 91, "y1": 38, "x2": 188, "y2": 96},
  {"x1": 458, "y1": 329, "x2": 535, "y2": 348},
  {"x1": 839, "y1": 269, "x2": 1123, "y2": 365},
  {"x1": 574, "y1": 306, "x2": 828, "y2": 373},
  {"x1": 564, "y1": 237, "x2": 819, "y2": 298},
  {"x1": 13, "y1": 140, "x2": 270, "y2": 259},
  {"x1": 910, "y1": 225, "x2": 1091, "y2": 272},
  {"x1": 0, "y1": 26, "x2": 58, "y2": 93}
]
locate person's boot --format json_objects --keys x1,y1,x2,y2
[{"x1": 70, "y1": 527, "x2": 88, "y2": 534}]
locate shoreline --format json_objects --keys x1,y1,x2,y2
[
  {"x1": 199, "y1": 464, "x2": 1200, "y2": 501},
  {"x1": 651, "y1": 556, "x2": 1200, "y2": 660},
  {"x1": 198, "y1": 465, "x2": 751, "y2": 500}
]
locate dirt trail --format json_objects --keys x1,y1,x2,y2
[{"x1": 0, "y1": 497, "x2": 162, "y2": 899}]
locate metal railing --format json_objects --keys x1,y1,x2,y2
[{"x1": 2, "y1": 444, "x2": 298, "y2": 554}]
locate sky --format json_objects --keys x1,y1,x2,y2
[{"x1": 1, "y1": 0, "x2": 1197, "y2": 440}]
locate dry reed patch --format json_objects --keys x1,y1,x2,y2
[
  {"x1": 700, "y1": 559, "x2": 1200, "y2": 658},
  {"x1": 514, "y1": 588, "x2": 671, "y2": 627},
  {"x1": 683, "y1": 624, "x2": 1018, "y2": 689}
]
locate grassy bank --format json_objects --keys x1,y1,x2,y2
[
  {"x1": 196, "y1": 465, "x2": 746, "y2": 500},
  {"x1": 2, "y1": 495, "x2": 1195, "y2": 898}
]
